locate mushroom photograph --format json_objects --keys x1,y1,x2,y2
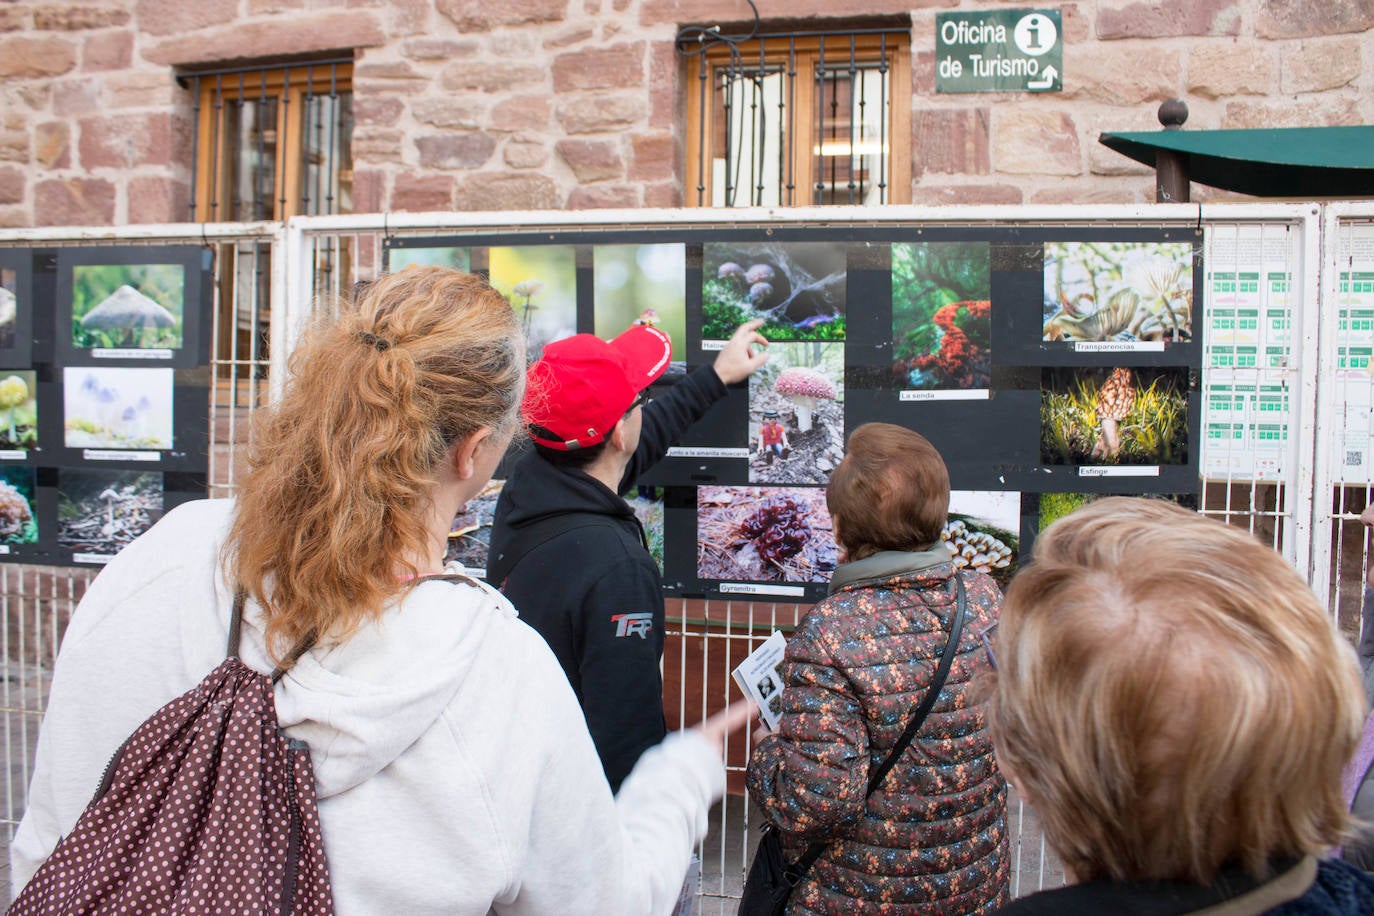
[
  {"x1": 71, "y1": 263, "x2": 184, "y2": 351},
  {"x1": 63, "y1": 367, "x2": 174, "y2": 451},
  {"x1": 0, "y1": 371, "x2": 37, "y2": 451},
  {"x1": 748, "y1": 341, "x2": 844, "y2": 485},
  {"x1": 488, "y1": 245, "x2": 577, "y2": 362},
  {"x1": 627, "y1": 485, "x2": 666, "y2": 574},
  {"x1": 1043, "y1": 241, "x2": 1194, "y2": 344},
  {"x1": 1041, "y1": 366, "x2": 1189, "y2": 466},
  {"x1": 593, "y1": 244, "x2": 687, "y2": 381},
  {"x1": 386, "y1": 246, "x2": 470, "y2": 272},
  {"x1": 0, "y1": 466, "x2": 37, "y2": 547},
  {"x1": 891, "y1": 242, "x2": 992, "y2": 390},
  {"x1": 57, "y1": 469, "x2": 163, "y2": 557},
  {"x1": 702, "y1": 242, "x2": 846, "y2": 342},
  {"x1": 944, "y1": 490, "x2": 1019, "y2": 590},
  {"x1": 443, "y1": 478, "x2": 504, "y2": 576},
  {"x1": 697, "y1": 485, "x2": 837, "y2": 584},
  {"x1": 1038, "y1": 491, "x2": 1197, "y2": 534},
  {"x1": 0, "y1": 268, "x2": 17, "y2": 350}
]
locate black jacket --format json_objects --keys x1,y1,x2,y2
[{"x1": 488, "y1": 366, "x2": 727, "y2": 791}]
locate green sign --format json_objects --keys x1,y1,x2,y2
[{"x1": 936, "y1": 9, "x2": 1062, "y2": 94}]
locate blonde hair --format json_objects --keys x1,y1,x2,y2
[
  {"x1": 225, "y1": 267, "x2": 523, "y2": 660},
  {"x1": 987, "y1": 497, "x2": 1364, "y2": 884}
]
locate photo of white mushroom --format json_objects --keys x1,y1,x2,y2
[
  {"x1": 944, "y1": 490, "x2": 1020, "y2": 589},
  {"x1": 488, "y1": 246, "x2": 577, "y2": 362},
  {"x1": 0, "y1": 466, "x2": 37, "y2": 546},
  {"x1": 63, "y1": 367, "x2": 174, "y2": 450},
  {"x1": 1043, "y1": 241, "x2": 1194, "y2": 344},
  {"x1": 594, "y1": 244, "x2": 687, "y2": 381},
  {"x1": 0, "y1": 371, "x2": 37, "y2": 451},
  {"x1": 0, "y1": 268, "x2": 16, "y2": 351},
  {"x1": 748, "y1": 341, "x2": 844, "y2": 485},
  {"x1": 71, "y1": 263, "x2": 185, "y2": 351},
  {"x1": 57, "y1": 469, "x2": 163, "y2": 556},
  {"x1": 697, "y1": 485, "x2": 838, "y2": 584},
  {"x1": 386, "y1": 246, "x2": 470, "y2": 273}
]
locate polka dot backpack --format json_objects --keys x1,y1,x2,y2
[{"x1": 10, "y1": 591, "x2": 334, "y2": 915}]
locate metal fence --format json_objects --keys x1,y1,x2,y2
[{"x1": 0, "y1": 202, "x2": 1360, "y2": 908}]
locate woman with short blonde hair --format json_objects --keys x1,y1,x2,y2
[{"x1": 988, "y1": 497, "x2": 1374, "y2": 914}]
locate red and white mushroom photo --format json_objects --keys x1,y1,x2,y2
[{"x1": 748, "y1": 342, "x2": 845, "y2": 486}]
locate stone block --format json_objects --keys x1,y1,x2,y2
[
  {"x1": 386, "y1": 0, "x2": 431, "y2": 35},
  {"x1": 391, "y1": 173, "x2": 454, "y2": 212},
  {"x1": 913, "y1": 108, "x2": 989, "y2": 176},
  {"x1": 913, "y1": 183, "x2": 1024, "y2": 206},
  {"x1": 416, "y1": 134, "x2": 497, "y2": 169},
  {"x1": 79, "y1": 112, "x2": 187, "y2": 169},
  {"x1": 454, "y1": 172, "x2": 558, "y2": 210},
  {"x1": 35, "y1": 123, "x2": 71, "y2": 170},
  {"x1": 0, "y1": 131, "x2": 27, "y2": 163},
  {"x1": 492, "y1": 95, "x2": 552, "y2": 132},
  {"x1": 555, "y1": 138, "x2": 624, "y2": 181},
  {"x1": 134, "y1": 0, "x2": 236, "y2": 37},
  {"x1": 1188, "y1": 43, "x2": 1275, "y2": 99},
  {"x1": 0, "y1": 8, "x2": 27, "y2": 32},
  {"x1": 638, "y1": 0, "x2": 914, "y2": 26},
  {"x1": 991, "y1": 110, "x2": 1081, "y2": 175},
  {"x1": 352, "y1": 128, "x2": 405, "y2": 163},
  {"x1": 545, "y1": 27, "x2": 595, "y2": 49},
  {"x1": 0, "y1": 167, "x2": 23, "y2": 206},
  {"x1": 354, "y1": 95, "x2": 406, "y2": 127},
  {"x1": 643, "y1": 181, "x2": 683, "y2": 209},
  {"x1": 1096, "y1": 0, "x2": 1241, "y2": 39},
  {"x1": 0, "y1": 36, "x2": 77, "y2": 77},
  {"x1": 53, "y1": 79, "x2": 101, "y2": 117},
  {"x1": 106, "y1": 71, "x2": 183, "y2": 109},
  {"x1": 249, "y1": 0, "x2": 306, "y2": 12},
  {"x1": 0, "y1": 208, "x2": 28, "y2": 229},
  {"x1": 1031, "y1": 184, "x2": 1145, "y2": 205},
  {"x1": 35, "y1": 7, "x2": 131, "y2": 30},
  {"x1": 403, "y1": 39, "x2": 480, "y2": 61},
  {"x1": 413, "y1": 98, "x2": 486, "y2": 130},
  {"x1": 629, "y1": 133, "x2": 677, "y2": 182},
  {"x1": 1061, "y1": 3, "x2": 1091, "y2": 43},
  {"x1": 16, "y1": 84, "x2": 52, "y2": 110},
  {"x1": 504, "y1": 139, "x2": 549, "y2": 169},
  {"x1": 1223, "y1": 96, "x2": 1359, "y2": 129},
  {"x1": 35, "y1": 178, "x2": 116, "y2": 226},
  {"x1": 441, "y1": 61, "x2": 545, "y2": 93},
  {"x1": 556, "y1": 94, "x2": 644, "y2": 134},
  {"x1": 128, "y1": 176, "x2": 190, "y2": 224},
  {"x1": 351, "y1": 168, "x2": 385, "y2": 212},
  {"x1": 1065, "y1": 47, "x2": 1180, "y2": 105},
  {"x1": 1256, "y1": 0, "x2": 1374, "y2": 39},
  {"x1": 83, "y1": 30, "x2": 134, "y2": 71},
  {"x1": 436, "y1": 0, "x2": 568, "y2": 32},
  {"x1": 647, "y1": 40, "x2": 678, "y2": 131},
  {"x1": 142, "y1": 11, "x2": 385, "y2": 66},
  {"x1": 551, "y1": 42, "x2": 645, "y2": 92},
  {"x1": 1281, "y1": 38, "x2": 1360, "y2": 93},
  {"x1": 567, "y1": 185, "x2": 639, "y2": 209}
]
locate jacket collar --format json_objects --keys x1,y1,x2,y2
[
  {"x1": 993, "y1": 856, "x2": 1315, "y2": 916},
  {"x1": 827, "y1": 546, "x2": 951, "y2": 595}
]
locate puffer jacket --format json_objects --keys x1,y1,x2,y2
[{"x1": 746, "y1": 546, "x2": 1010, "y2": 915}]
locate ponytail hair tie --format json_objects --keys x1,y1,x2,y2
[{"x1": 357, "y1": 331, "x2": 392, "y2": 352}]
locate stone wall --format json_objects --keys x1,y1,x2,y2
[{"x1": 1, "y1": 0, "x2": 1371, "y2": 227}]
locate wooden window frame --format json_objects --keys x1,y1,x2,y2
[
  {"x1": 191, "y1": 63, "x2": 353, "y2": 223},
  {"x1": 685, "y1": 33, "x2": 911, "y2": 207}
]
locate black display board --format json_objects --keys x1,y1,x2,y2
[
  {"x1": 0, "y1": 247, "x2": 212, "y2": 567},
  {"x1": 392, "y1": 225, "x2": 1204, "y2": 602}
]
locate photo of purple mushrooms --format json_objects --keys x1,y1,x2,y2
[
  {"x1": 63, "y1": 367, "x2": 174, "y2": 451},
  {"x1": 703, "y1": 242, "x2": 846, "y2": 342}
]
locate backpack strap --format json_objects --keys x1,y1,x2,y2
[
  {"x1": 486, "y1": 511, "x2": 633, "y2": 587},
  {"x1": 227, "y1": 587, "x2": 318, "y2": 684}
]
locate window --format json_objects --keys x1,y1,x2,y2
[
  {"x1": 684, "y1": 27, "x2": 910, "y2": 207},
  {"x1": 187, "y1": 59, "x2": 354, "y2": 222}
]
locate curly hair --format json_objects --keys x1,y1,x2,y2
[{"x1": 223, "y1": 267, "x2": 523, "y2": 661}]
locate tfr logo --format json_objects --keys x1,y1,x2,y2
[{"x1": 612, "y1": 613, "x2": 653, "y2": 639}]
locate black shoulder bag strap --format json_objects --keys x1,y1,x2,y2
[{"x1": 781, "y1": 573, "x2": 968, "y2": 887}]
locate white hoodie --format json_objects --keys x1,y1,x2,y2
[{"x1": 11, "y1": 500, "x2": 723, "y2": 915}]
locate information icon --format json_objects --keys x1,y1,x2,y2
[{"x1": 1014, "y1": 13, "x2": 1057, "y2": 56}]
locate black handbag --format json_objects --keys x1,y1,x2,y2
[{"x1": 737, "y1": 575, "x2": 968, "y2": 916}]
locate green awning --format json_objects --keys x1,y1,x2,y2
[{"x1": 1099, "y1": 126, "x2": 1374, "y2": 197}]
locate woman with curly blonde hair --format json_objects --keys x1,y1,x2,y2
[{"x1": 13, "y1": 266, "x2": 751, "y2": 915}]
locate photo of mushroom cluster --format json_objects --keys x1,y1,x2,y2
[
  {"x1": 697, "y1": 486, "x2": 838, "y2": 584},
  {"x1": 71, "y1": 264, "x2": 185, "y2": 352},
  {"x1": 57, "y1": 469, "x2": 163, "y2": 558},
  {"x1": 892, "y1": 242, "x2": 993, "y2": 390},
  {"x1": 943, "y1": 490, "x2": 1019, "y2": 589},
  {"x1": 0, "y1": 466, "x2": 37, "y2": 547},
  {"x1": 0, "y1": 371, "x2": 37, "y2": 452},
  {"x1": 63, "y1": 367, "x2": 174, "y2": 451},
  {"x1": 748, "y1": 342, "x2": 844, "y2": 485},
  {"x1": 702, "y1": 242, "x2": 847, "y2": 342}
]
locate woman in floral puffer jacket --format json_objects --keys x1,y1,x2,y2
[{"x1": 746, "y1": 423, "x2": 1009, "y2": 915}]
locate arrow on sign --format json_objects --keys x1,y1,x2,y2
[{"x1": 1027, "y1": 64, "x2": 1058, "y2": 89}]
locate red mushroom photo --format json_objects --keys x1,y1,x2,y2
[{"x1": 747, "y1": 341, "x2": 844, "y2": 485}]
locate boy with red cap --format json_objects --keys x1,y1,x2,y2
[{"x1": 489, "y1": 320, "x2": 768, "y2": 791}]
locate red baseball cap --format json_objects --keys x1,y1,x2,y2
[{"x1": 524, "y1": 324, "x2": 672, "y2": 450}]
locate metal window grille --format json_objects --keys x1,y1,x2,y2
[{"x1": 685, "y1": 29, "x2": 908, "y2": 208}]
